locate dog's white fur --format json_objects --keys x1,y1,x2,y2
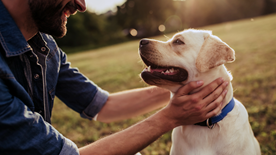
[{"x1": 139, "y1": 29, "x2": 260, "y2": 155}]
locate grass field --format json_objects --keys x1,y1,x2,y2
[{"x1": 52, "y1": 14, "x2": 276, "y2": 154}]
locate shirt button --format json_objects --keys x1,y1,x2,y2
[
  {"x1": 34, "y1": 74, "x2": 40, "y2": 79},
  {"x1": 41, "y1": 47, "x2": 46, "y2": 52}
]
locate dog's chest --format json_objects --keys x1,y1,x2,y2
[
  {"x1": 170, "y1": 125, "x2": 233, "y2": 155},
  {"x1": 169, "y1": 100, "x2": 258, "y2": 155}
]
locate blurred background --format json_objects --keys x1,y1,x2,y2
[
  {"x1": 56, "y1": 0, "x2": 276, "y2": 53},
  {"x1": 52, "y1": 0, "x2": 276, "y2": 154}
]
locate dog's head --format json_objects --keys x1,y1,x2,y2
[{"x1": 139, "y1": 29, "x2": 235, "y2": 92}]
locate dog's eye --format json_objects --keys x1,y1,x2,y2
[{"x1": 173, "y1": 39, "x2": 184, "y2": 45}]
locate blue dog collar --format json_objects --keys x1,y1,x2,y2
[{"x1": 195, "y1": 97, "x2": 235, "y2": 129}]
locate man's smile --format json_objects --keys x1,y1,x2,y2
[{"x1": 62, "y1": 2, "x2": 78, "y2": 22}]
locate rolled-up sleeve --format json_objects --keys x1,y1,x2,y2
[
  {"x1": 60, "y1": 138, "x2": 79, "y2": 155},
  {"x1": 0, "y1": 79, "x2": 79, "y2": 155},
  {"x1": 80, "y1": 87, "x2": 109, "y2": 120},
  {"x1": 55, "y1": 51, "x2": 109, "y2": 119}
]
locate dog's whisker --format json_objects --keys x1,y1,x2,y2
[{"x1": 163, "y1": 35, "x2": 170, "y2": 41}]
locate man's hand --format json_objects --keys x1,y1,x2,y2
[
  {"x1": 79, "y1": 78, "x2": 228, "y2": 155},
  {"x1": 160, "y1": 78, "x2": 229, "y2": 127}
]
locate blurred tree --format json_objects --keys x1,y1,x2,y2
[
  {"x1": 56, "y1": 11, "x2": 100, "y2": 47},
  {"x1": 55, "y1": 0, "x2": 276, "y2": 52},
  {"x1": 178, "y1": 0, "x2": 265, "y2": 28},
  {"x1": 55, "y1": 11, "x2": 127, "y2": 51},
  {"x1": 263, "y1": 0, "x2": 276, "y2": 15},
  {"x1": 116, "y1": 0, "x2": 176, "y2": 37}
]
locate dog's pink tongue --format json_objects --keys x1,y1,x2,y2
[{"x1": 151, "y1": 68, "x2": 165, "y2": 73}]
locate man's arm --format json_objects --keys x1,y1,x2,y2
[
  {"x1": 0, "y1": 79, "x2": 78, "y2": 155},
  {"x1": 79, "y1": 78, "x2": 228, "y2": 155},
  {"x1": 96, "y1": 86, "x2": 170, "y2": 122}
]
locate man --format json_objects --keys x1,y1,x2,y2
[{"x1": 0, "y1": 0, "x2": 229, "y2": 154}]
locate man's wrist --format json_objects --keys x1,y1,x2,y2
[
  {"x1": 79, "y1": 108, "x2": 176, "y2": 155},
  {"x1": 149, "y1": 109, "x2": 177, "y2": 133}
]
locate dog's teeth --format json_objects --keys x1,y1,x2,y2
[
  {"x1": 148, "y1": 66, "x2": 151, "y2": 71},
  {"x1": 165, "y1": 70, "x2": 170, "y2": 74}
]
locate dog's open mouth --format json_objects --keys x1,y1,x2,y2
[{"x1": 140, "y1": 56, "x2": 188, "y2": 82}]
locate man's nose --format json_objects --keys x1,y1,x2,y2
[{"x1": 75, "y1": 0, "x2": 86, "y2": 12}]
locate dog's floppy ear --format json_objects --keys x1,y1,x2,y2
[{"x1": 196, "y1": 34, "x2": 235, "y2": 72}]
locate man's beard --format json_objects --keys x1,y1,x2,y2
[{"x1": 28, "y1": 0, "x2": 75, "y2": 38}]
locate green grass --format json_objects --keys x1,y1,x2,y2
[{"x1": 52, "y1": 14, "x2": 276, "y2": 154}]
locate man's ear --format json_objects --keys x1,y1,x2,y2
[{"x1": 195, "y1": 34, "x2": 235, "y2": 72}]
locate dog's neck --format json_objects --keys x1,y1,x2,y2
[
  {"x1": 171, "y1": 65, "x2": 233, "y2": 111},
  {"x1": 203, "y1": 65, "x2": 233, "y2": 108},
  {"x1": 197, "y1": 65, "x2": 233, "y2": 110}
]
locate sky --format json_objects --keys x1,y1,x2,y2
[{"x1": 86, "y1": 0, "x2": 126, "y2": 14}]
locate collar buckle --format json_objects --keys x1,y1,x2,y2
[{"x1": 206, "y1": 118, "x2": 215, "y2": 129}]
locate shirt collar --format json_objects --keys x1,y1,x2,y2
[{"x1": 0, "y1": 0, "x2": 32, "y2": 57}]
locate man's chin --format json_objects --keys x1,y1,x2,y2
[
  {"x1": 53, "y1": 29, "x2": 67, "y2": 38},
  {"x1": 39, "y1": 25, "x2": 67, "y2": 38},
  {"x1": 54, "y1": 22, "x2": 67, "y2": 38}
]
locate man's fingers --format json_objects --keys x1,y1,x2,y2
[
  {"x1": 175, "y1": 81, "x2": 204, "y2": 97},
  {"x1": 198, "y1": 78, "x2": 225, "y2": 99},
  {"x1": 205, "y1": 100, "x2": 223, "y2": 118},
  {"x1": 203, "y1": 81, "x2": 229, "y2": 105},
  {"x1": 205, "y1": 89, "x2": 228, "y2": 118}
]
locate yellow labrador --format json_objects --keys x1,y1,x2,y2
[{"x1": 138, "y1": 29, "x2": 260, "y2": 155}]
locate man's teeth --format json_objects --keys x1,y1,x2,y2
[{"x1": 64, "y1": 10, "x2": 70, "y2": 18}]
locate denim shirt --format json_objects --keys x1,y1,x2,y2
[{"x1": 0, "y1": 1, "x2": 109, "y2": 154}]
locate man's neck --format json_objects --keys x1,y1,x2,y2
[{"x1": 2, "y1": 0, "x2": 38, "y2": 41}]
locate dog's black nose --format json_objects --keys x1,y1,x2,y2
[{"x1": 140, "y1": 39, "x2": 149, "y2": 46}]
